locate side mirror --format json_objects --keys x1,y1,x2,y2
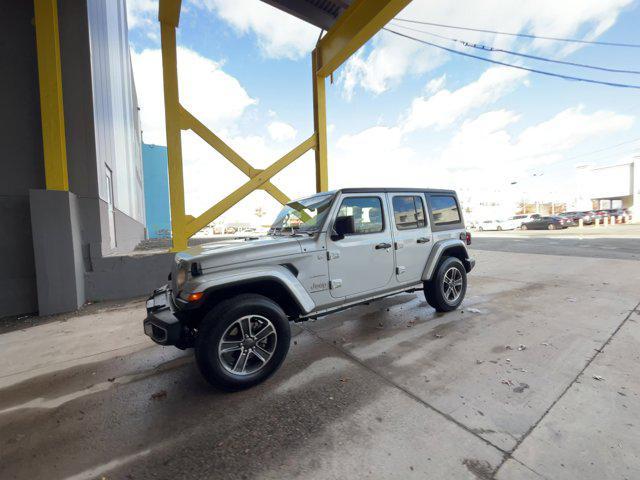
[{"x1": 331, "y1": 215, "x2": 355, "y2": 241}]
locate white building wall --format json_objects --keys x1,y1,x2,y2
[{"x1": 86, "y1": 0, "x2": 144, "y2": 224}]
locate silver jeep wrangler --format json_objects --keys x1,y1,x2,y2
[{"x1": 144, "y1": 188, "x2": 474, "y2": 390}]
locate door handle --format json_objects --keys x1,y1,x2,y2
[
  {"x1": 417, "y1": 237, "x2": 431, "y2": 243},
  {"x1": 375, "y1": 242, "x2": 392, "y2": 250}
]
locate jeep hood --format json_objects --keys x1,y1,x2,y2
[{"x1": 175, "y1": 236, "x2": 303, "y2": 270}]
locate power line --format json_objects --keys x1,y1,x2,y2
[
  {"x1": 394, "y1": 18, "x2": 640, "y2": 48},
  {"x1": 390, "y1": 23, "x2": 640, "y2": 75},
  {"x1": 563, "y1": 136, "x2": 640, "y2": 161},
  {"x1": 383, "y1": 28, "x2": 640, "y2": 90}
]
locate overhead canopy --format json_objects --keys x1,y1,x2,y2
[{"x1": 259, "y1": 0, "x2": 353, "y2": 30}]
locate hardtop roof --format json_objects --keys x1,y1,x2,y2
[{"x1": 337, "y1": 187, "x2": 457, "y2": 195}]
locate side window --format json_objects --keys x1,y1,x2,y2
[
  {"x1": 337, "y1": 197, "x2": 384, "y2": 234},
  {"x1": 392, "y1": 195, "x2": 427, "y2": 230},
  {"x1": 430, "y1": 195, "x2": 461, "y2": 225}
]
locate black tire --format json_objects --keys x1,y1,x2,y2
[
  {"x1": 548, "y1": 224, "x2": 555, "y2": 230},
  {"x1": 424, "y1": 256, "x2": 467, "y2": 312},
  {"x1": 478, "y1": 226, "x2": 483, "y2": 231},
  {"x1": 497, "y1": 226, "x2": 502, "y2": 231},
  {"x1": 521, "y1": 224, "x2": 528, "y2": 230},
  {"x1": 195, "y1": 294, "x2": 291, "y2": 391}
]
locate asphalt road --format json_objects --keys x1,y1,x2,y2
[{"x1": 472, "y1": 236, "x2": 640, "y2": 260}]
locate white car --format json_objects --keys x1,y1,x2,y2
[
  {"x1": 506, "y1": 214, "x2": 540, "y2": 229},
  {"x1": 477, "y1": 219, "x2": 514, "y2": 231}
]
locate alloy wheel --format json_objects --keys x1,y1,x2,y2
[
  {"x1": 442, "y1": 267, "x2": 463, "y2": 303},
  {"x1": 217, "y1": 315, "x2": 277, "y2": 375}
]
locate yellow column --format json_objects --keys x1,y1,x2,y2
[
  {"x1": 160, "y1": 21, "x2": 188, "y2": 251},
  {"x1": 34, "y1": 0, "x2": 68, "y2": 191},
  {"x1": 312, "y1": 48, "x2": 328, "y2": 193}
]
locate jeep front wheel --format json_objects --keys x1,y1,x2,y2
[
  {"x1": 424, "y1": 256, "x2": 467, "y2": 312},
  {"x1": 195, "y1": 294, "x2": 291, "y2": 391}
]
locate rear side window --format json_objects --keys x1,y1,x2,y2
[
  {"x1": 430, "y1": 195, "x2": 461, "y2": 225},
  {"x1": 392, "y1": 195, "x2": 427, "y2": 230},
  {"x1": 337, "y1": 197, "x2": 384, "y2": 234}
]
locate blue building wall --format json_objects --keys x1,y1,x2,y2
[{"x1": 142, "y1": 144, "x2": 171, "y2": 238}]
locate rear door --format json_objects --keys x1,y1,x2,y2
[
  {"x1": 389, "y1": 193, "x2": 432, "y2": 283},
  {"x1": 326, "y1": 193, "x2": 395, "y2": 298}
]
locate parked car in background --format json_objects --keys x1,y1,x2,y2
[
  {"x1": 580, "y1": 211, "x2": 596, "y2": 225},
  {"x1": 521, "y1": 216, "x2": 566, "y2": 230},
  {"x1": 478, "y1": 219, "x2": 514, "y2": 231},
  {"x1": 556, "y1": 213, "x2": 577, "y2": 227},
  {"x1": 508, "y1": 214, "x2": 540, "y2": 229}
]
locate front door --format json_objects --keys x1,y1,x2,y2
[
  {"x1": 326, "y1": 194, "x2": 395, "y2": 298},
  {"x1": 389, "y1": 193, "x2": 432, "y2": 283}
]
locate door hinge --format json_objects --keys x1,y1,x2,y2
[
  {"x1": 327, "y1": 250, "x2": 340, "y2": 260},
  {"x1": 396, "y1": 266, "x2": 406, "y2": 275},
  {"x1": 330, "y1": 279, "x2": 342, "y2": 289}
]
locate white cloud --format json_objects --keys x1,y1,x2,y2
[
  {"x1": 131, "y1": 46, "x2": 256, "y2": 145},
  {"x1": 126, "y1": 0, "x2": 157, "y2": 30},
  {"x1": 332, "y1": 126, "x2": 416, "y2": 188},
  {"x1": 402, "y1": 66, "x2": 526, "y2": 133},
  {"x1": 437, "y1": 106, "x2": 635, "y2": 203},
  {"x1": 190, "y1": 0, "x2": 319, "y2": 59},
  {"x1": 267, "y1": 121, "x2": 297, "y2": 142},
  {"x1": 342, "y1": 0, "x2": 633, "y2": 96},
  {"x1": 340, "y1": 33, "x2": 445, "y2": 99},
  {"x1": 333, "y1": 106, "x2": 634, "y2": 214},
  {"x1": 425, "y1": 74, "x2": 446, "y2": 94}
]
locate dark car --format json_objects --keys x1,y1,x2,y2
[
  {"x1": 521, "y1": 216, "x2": 566, "y2": 230},
  {"x1": 560, "y1": 211, "x2": 586, "y2": 223},
  {"x1": 556, "y1": 213, "x2": 577, "y2": 227}
]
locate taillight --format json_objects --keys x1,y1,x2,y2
[{"x1": 460, "y1": 231, "x2": 472, "y2": 245}]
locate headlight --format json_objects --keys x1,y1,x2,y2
[{"x1": 175, "y1": 262, "x2": 189, "y2": 292}]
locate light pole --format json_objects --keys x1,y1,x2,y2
[{"x1": 633, "y1": 154, "x2": 639, "y2": 223}]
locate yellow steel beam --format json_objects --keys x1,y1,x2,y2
[
  {"x1": 160, "y1": 19, "x2": 188, "y2": 251},
  {"x1": 316, "y1": 0, "x2": 411, "y2": 78},
  {"x1": 34, "y1": 0, "x2": 68, "y2": 191},
  {"x1": 186, "y1": 134, "x2": 316, "y2": 237},
  {"x1": 159, "y1": 0, "x2": 182, "y2": 26},
  {"x1": 312, "y1": 48, "x2": 328, "y2": 192},
  {"x1": 179, "y1": 107, "x2": 291, "y2": 205}
]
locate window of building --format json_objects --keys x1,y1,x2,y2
[
  {"x1": 392, "y1": 195, "x2": 427, "y2": 230},
  {"x1": 430, "y1": 195, "x2": 461, "y2": 225},
  {"x1": 337, "y1": 197, "x2": 384, "y2": 234}
]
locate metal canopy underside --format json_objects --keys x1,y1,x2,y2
[{"x1": 260, "y1": 0, "x2": 353, "y2": 30}]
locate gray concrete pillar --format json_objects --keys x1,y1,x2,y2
[{"x1": 29, "y1": 189, "x2": 85, "y2": 315}]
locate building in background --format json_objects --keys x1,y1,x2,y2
[
  {"x1": 1, "y1": 0, "x2": 146, "y2": 317},
  {"x1": 587, "y1": 161, "x2": 635, "y2": 210},
  {"x1": 142, "y1": 144, "x2": 171, "y2": 238}
]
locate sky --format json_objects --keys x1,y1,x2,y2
[{"x1": 126, "y1": 0, "x2": 640, "y2": 224}]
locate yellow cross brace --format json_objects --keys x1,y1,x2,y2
[{"x1": 159, "y1": 0, "x2": 410, "y2": 251}]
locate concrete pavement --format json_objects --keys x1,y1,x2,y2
[{"x1": 1, "y1": 247, "x2": 639, "y2": 479}]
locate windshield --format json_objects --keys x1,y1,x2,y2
[{"x1": 270, "y1": 193, "x2": 334, "y2": 234}]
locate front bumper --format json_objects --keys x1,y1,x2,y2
[{"x1": 143, "y1": 286, "x2": 184, "y2": 346}]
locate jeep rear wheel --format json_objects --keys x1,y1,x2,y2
[
  {"x1": 424, "y1": 256, "x2": 467, "y2": 312},
  {"x1": 195, "y1": 294, "x2": 291, "y2": 391}
]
